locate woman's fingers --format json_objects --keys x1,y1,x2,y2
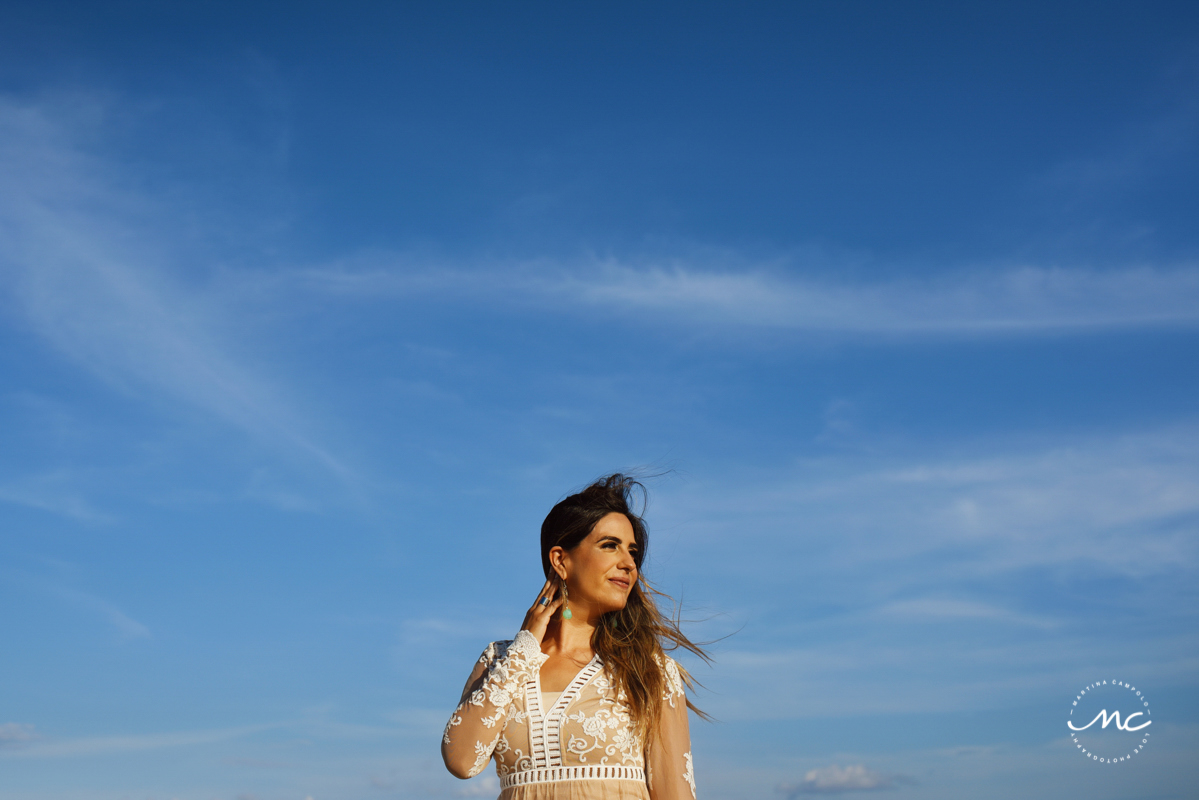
[
  {"x1": 542, "y1": 583, "x2": 563, "y2": 613},
  {"x1": 532, "y1": 578, "x2": 554, "y2": 611},
  {"x1": 523, "y1": 580, "x2": 551, "y2": 624},
  {"x1": 520, "y1": 577, "x2": 566, "y2": 643}
]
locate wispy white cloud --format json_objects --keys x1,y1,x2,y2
[
  {"x1": 287, "y1": 257, "x2": 1199, "y2": 335},
  {"x1": 707, "y1": 723, "x2": 1199, "y2": 800},
  {"x1": 0, "y1": 723, "x2": 38, "y2": 748},
  {"x1": 0, "y1": 722, "x2": 277, "y2": 759},
  {"x1": 0, "y1": 95, "x2": 352, "y2": 486},
  {"x1": 778, "y1": 763, "x2": 915, "y2": 795},
  {"x1": 874, "y1": 598, "x2": 1058, "y2": 629},
  {"x1": 48, "y1": 584, "x2": 152, "y2": 640},
  {"x1": 649, "y1": 424, "x2": 1199, "y2": 722},
  {"x1": 6, "y1": 568, "x2": 154, "y2": 640},
  {"x1": 224, "y1": 756, "x2": 293, "y2": 769},
  {"x1": 0, "y1": 471, "x2": 114, "y2": 523},
  {"x1": 706, "y1": 636, "x2": 1199, "y2": 720},
  {"x1": 555, "y1": 262, "x2": 1199, "y2": 333},
  {"x1": 668, "y1": 423, "x2": 1199, "y2": 579},
  {"x1": 1038, "y1": 57, "x2": 1199, "y2": 193}
]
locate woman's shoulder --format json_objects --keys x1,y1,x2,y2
[
  {"x1": 477, "y1": 640, "x2": 509, "y2": 661},
  {"x1": 476, "y1": 638, "x2": 515, "y2": 662},
  {"x1": 653, "y1": 649, "x2": 682, "y2": 671},
  {"x1": 654, "y1": 650, "x2": 688, "y2": 701}
]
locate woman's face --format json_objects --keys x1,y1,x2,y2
[{"x1": 554, "y1": 512, "x2": 639, "y2": 617}]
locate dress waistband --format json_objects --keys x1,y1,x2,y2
[{"x1": 500, "y1": 764, "x2": 646, "y2": 789}]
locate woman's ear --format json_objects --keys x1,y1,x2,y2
[{"x1": 548, "y1": 546, "x2": 568, "y2": 579}]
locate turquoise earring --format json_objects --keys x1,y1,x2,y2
[{"x1": 561, "y1": 579, "x2": 572, "y2": 620}]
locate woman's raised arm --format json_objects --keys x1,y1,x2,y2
[
  {"x1": 440, "y1": 577, "x2": 562, "y2": 779},
  {"x1": 440, "y1": 631, "x2": 547, "y2": 778},
  {"x1": 645, "y1": 657, "x2": 698, "y2": 800}
]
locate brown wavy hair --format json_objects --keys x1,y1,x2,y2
[{"x1": 541, "y1": 474, "x2": 711, "y2": 741}]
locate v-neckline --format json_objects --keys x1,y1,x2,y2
[
  {"x1": 527, "y1": 652, "x2": 604, "y2": 768},
  {"x1": 534, "y1": 652, "x2": 601, "y2": 717}
]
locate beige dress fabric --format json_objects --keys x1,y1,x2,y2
[{"x1": 443, "y1": 630, "x2": 697, "y2": 800}]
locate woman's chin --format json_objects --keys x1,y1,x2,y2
[
  {"x1": 581, "y1": 591, "x2": 628, "y2": 616},
  {"x1": 605, "y1": 596, "x2": 629, "y2": 613}
]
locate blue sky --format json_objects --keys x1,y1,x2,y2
[{"x1": 1, "y1": 2, "x2": 1197, "y2": 799}]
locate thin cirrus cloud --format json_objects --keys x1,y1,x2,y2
[
  {"x1": 551, "y1": 262, "x2": 1199, "y2": 333},
  {"x1": 0, "y1": 723, "x2": 37, "y2": 749},
  {"x1": 0, "y1": 722, "x2": 278, "y2": 760},
  {"x1": 1036, "y1": 60, "x2": 1199, "y2": 193},
  {"x1": 0, "y1": 97, "x2": 351, "y2": 485},
  {"x1": 47, "y1": 584, "x2": 152, "y2": 640},
  {"x1": 872, "y1": 598, "x2": 1059, "y2": 629},
  {"x1": 0, "y1": 471, "x2": 115, "y2": 524},
  {"x1": 660, "y1": 426, "x2": 1199, "y2": 724},
  {"x1": 289, "y1": 258, "x2": 1199, "y2": 336},
  {"x1": 706, "y1": 636, "x2": 1199, "y2": 720},
  {"x1": 2, "y1": 564, "x2": 151, "y2": 641},
  {"x1": 665, "y1": 423, "x2": 1199, "y2": 579}
]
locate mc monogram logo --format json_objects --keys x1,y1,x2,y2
[{"x1": 1067, "y1": 680, "x2": 1152, "y2": 764}]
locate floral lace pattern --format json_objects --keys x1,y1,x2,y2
[
  {"x1": 663, "y1": 656, "x2": 686, "y2": 705},
  {"x1": 562, "y1": 672, "x2": 644, "y2": 765},
  {"x1": 441, "y1": 631, "x2": 548, "y2": 778},
  {"x1": 442, "y1": 635, "x2": 695, "y2": 798}
]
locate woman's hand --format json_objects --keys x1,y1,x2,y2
[{"x1": 520, "y1": 576, "x2": 564, "y2": 644}]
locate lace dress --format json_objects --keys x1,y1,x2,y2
[{"x1": 442, "y1": 631, "x2": 697, "y2": 799}]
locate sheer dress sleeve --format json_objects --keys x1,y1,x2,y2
[
  {"x1": 645, "y1": 656, "x2": 698, "y2": 800},
  {"x1": 441, "y1": 630, "x2": 548, "y2": 779}
]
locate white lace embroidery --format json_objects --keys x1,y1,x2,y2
[
  {"x1": 663, "y1": 656, "x2": 686, "y2": 706},
  {"x1": 441, "y1": 631, "x2": 548, "y2": 778},
  {"x1": 472, "y1": 736, "x2": 497, "y2": 776},
  {"x1": 562, "y1": 672, "x2": 644, "y2": 765},
  {"x1": 444, "y1": 641, "x2": 693, "y2": 795},
  {"x1": 494, "y1": 732, "x2": 534, "y2": 776}
]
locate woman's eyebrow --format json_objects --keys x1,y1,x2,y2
[{"x1": 597, "y1": 535, "x2": 636, "y2": 547}]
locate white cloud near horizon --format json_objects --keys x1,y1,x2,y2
[
  {"x1": 0, "y1": 714, "x2": 426, "y2": 761},
  {"x1": 706, "y1": 724, "x2": 1199, "y2": 800},
  {"x1": 0, "y1": 723, "x2": 38, "y2": 748},
  {"x1": 778, "y1": 763, "x2": 913, "y2": 795},
  {"x1": 699, "y1": 633, "x2": 1199, "y2": 721},
  {"x1": 0, "y1": 722, "x2": 278, "y2": 759},
  {"x1": 644, "y1": 423, "x2": 1199, "y2": 721}
]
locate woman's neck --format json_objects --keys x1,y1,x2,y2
[{"x1": 542, "y1": 616, "x2": 596, "y2": 661}]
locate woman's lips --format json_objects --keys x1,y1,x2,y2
[{"x1": 609, "y1": 578, "x2": 630, "y2": 590}]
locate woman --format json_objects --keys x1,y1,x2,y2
[{"x1": 441, "y1": 474, "x2": 709, "y2": 799}]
